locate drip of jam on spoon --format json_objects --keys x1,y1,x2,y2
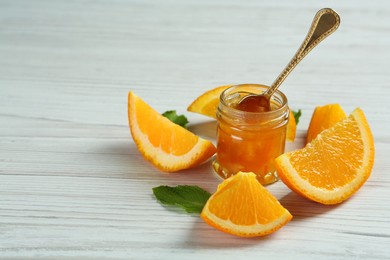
[{"x1": 235, "y1": 8, "x2": 340, "y2": 113}]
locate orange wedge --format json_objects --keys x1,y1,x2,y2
[
  {"x1": 128, "y1": 91, "x2": 216, "y2": 172},
  {"x1": 187, "y1": 85, "x2": 232, "y2": 119},
  {"x1": 286, "y1": 110, "x2": 297, "y2": 142},
  {"x1": 201, "y1": 171, "x2": 292, "y2": 237},
  {"x1": 306, "y1": 104, "x2": 347, "y2": 144},
  {"x1": 275, "y1": 108, "x2": 375, "y2": 205},
  {"x1": 188, "y1": 85, "x2": 297, "y2": 141}
]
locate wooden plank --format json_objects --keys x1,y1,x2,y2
[{"x1": 1, "y1": 0, "x2": 390, "y2": 258}]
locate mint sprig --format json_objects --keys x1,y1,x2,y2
[
  {"x1": 162, "y1": 110, "x2": 189, "y2": 128},
  {"x1": 292, "y1": 109, "x2": 302, "y2": 125},
  {"x1": 153, "y1": 185, "x2": 211, "y2": 214}
]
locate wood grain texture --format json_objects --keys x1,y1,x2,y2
[{"x1": 1, "y1": 0, "x2": 390, "y2": 259}]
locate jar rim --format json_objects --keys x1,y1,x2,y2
[{"x1": 219, "y1": 84, "x2": 289, "y2": 118}]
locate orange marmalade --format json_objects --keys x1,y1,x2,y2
[{"x1": 212, "y1": 84, "x2": 289, "y2": 185}]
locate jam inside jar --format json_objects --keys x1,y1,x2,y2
[{"x1": 212, "y1": 84, "x2": 289, "y2": 185}]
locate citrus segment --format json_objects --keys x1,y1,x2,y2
[
  {"x1": 306, "y1": 104, "x2": 347, "y2": 144},
  {"x1": 187, "y1": 85, "x2": 232, "y2": 119},
  {"x1": 286, "y1": 110, "x2": 297, "y2": 142},
  {"x1": 275, "y1": 108, "x2": 374, "y2": 205},
  {"x1": 128, "y1": 91, "x2": 216, "y2": 172},
  {"x1": 187, "y1": 85, "x2": 297, "y2": 141},
  {"x1": 201, "y1": 171, "x2": 292, "y2": 237}
]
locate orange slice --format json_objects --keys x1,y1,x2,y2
[
  {"x1": 201, "y1": 171, "x2": 292, "y2": 237},
  {"x1": 286, "y1": 110, "x2": 297, "y2": 142},
  {"x1": 187, "y1": 85, "x2": 297, "y2": 141},
  {"x1": 306, "y1": 104, "x2": 347, "y2": 144},
  {"x1": 128, "y1": 91, "x2": 216, "y2": 172},
  {"x1": 275, "y1": 108, "x2": 375, "y2": 205},
  {"x1": 187, "y1": 85, "x2": 232, "y2": 119}
]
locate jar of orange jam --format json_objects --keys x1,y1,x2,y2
[{"x1": 212, "y1": 84, "x2": 289, "y2": 185}]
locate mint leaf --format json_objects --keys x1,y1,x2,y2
[
  {"x1": 292, "y1": 109, "x2": 302, "y2": 125},
  {"x1": 162, "y1": 110, "x2": 189, "y2": 128},
  {"x1": 153, "y1": 185, "x2": 211, "y2": 214}
]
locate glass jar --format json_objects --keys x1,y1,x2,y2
[{"x1": 212, "y1": 84, "x2": 289, "y2": 185}]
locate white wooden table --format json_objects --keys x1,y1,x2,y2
[{"x1": 1, "y1": 0, "x2": 390, "y2": 259}]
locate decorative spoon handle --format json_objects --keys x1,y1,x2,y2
[{"x1": 266, "y1": 8, "x2": 340, "y2": 99}]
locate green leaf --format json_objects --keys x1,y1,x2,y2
[
  {"x1": 152, "y1": 185, "x2": 211, "y2": 214},
  {"x1": 162, "y1": 110, "x2": 189, "y2": 128},
  {"x1": 292, "y1": 109, "x2": 302, "y2": 125}
]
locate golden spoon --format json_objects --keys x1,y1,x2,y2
[{"x1": 236, "y1": 8, "x2": 340, "y2": 112}]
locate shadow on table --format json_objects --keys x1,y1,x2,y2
[
  {"x1": 184, "y1": 218, "x2": 274, "y2": 249},
  {"x1": 155, "y1": 158, "x2": 221, "y2": 190},
  {"x1": 187, "y1": 120, "x2": 217, "y2": 141},
  {"x1": 279, "y1": 191, "x2": 342, "y2": 220}
]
